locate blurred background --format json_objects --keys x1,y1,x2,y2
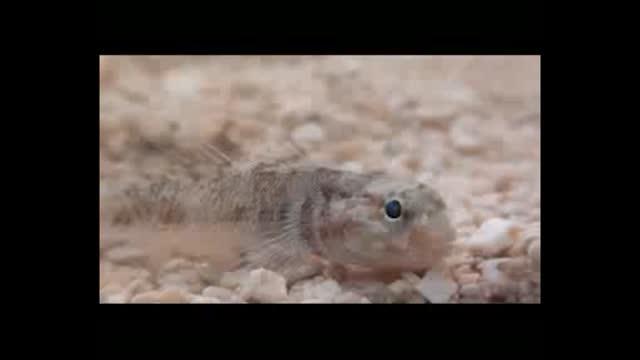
[{"x1": 99, "y1": 55, "x2": 540, "y2": 303}]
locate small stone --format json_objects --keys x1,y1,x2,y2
[
  {"x1": 291, "y1": 123, "x2": 325, "y2": 144},
  {"x1": 340, "y1": 161, "x2": 364, "y2": 173},
  {"x1": 417, "y1": 104, "x2": 459, "y2": 128},
  {"x1": 333, "y1": 291, "x2": 370, "y2": 303},
  {"x1": 450, "y1": 117, "x2": 485, "y2": 155},
  {"x1": 465, "y1": 218, "x2": 522, "y2": 257},
  {"x1": 477, "y1": 258, "x2": 511, "y2": 284},
  {"x1": 157, "y1": 270, "x2": 204, "y2": 294},
  {"x1": 125, "y1": 278, "x2": 154, "y2": 296},
  {"x1": 528, "y1": 240, "x2": 540, "y2": 269},
  {"x1": 102, "y1": 293, "x2": 130, "y2": 303},
  {"x1": 456, "y1": 272, "x2": 481, "y2": 285},
  {"x1": 189, "y1": 295, "x2": 222, "y2": 304},
  {"x1": 302, "y1": 279, "x2": 343, "y2": 302},
  {"x1": 100, "y1": 284, "x2": 131, "y2": 303},
  {"x1": 237, "y1": 269, "x2": 288, "y2": 303},
  {"x1": 459, "y1": 283, "x2": 482, "y2": 296},
  {"x1": 300, "y1": 299, "x2": 331, "y2": 303},
  {"x1": 401, "y1": 272, "x2": 422, "y2": 286},
  {"x1": 415, "y1": 271, "x2": 458, "y2": 303},
  {"x1": 196, "y1": 263, "x2": 222, "y2": 286},
  {"x1": 131, "y1": 289, "x2": 190, "y2": 303},
  {"x1": 105, "y1": 247, "x2": 148, "y2": 266},
  {"x1": 202, "y1": 286, "x2": 244, "y2": 303},
  {"x1": 219, "y1": 270, "x2": 251, "y2": 290},
  {"x1": 342, "y1": 282, "x2": 396, "y2": 303},
  {"x1": 388, "y1": 279, "x2": 415, "y2": 295},
  {"x1": 496, "y1": 257, "x2": 532, "y2": 281}
]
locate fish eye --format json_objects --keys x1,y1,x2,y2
[{"x1": 384, "y1": 199, "x2": 402, "y2": 219}]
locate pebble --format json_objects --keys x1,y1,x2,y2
[
  {"x1": 131, "y1": 289, "x2": 190, "y2": 303},
  {"x1": 300, "y1": 299, "x2": 331, "y2": 303},
  {"x1": 219, "y1": 270, "x2": 251, "y2": 290},
  {"x1": 189, "y1": 295, "x2": 222, "y2": 304},
  {"x1": 465, "y1": 218, "x2": 522, "y2": 257},
  {"x1": 237, "y1": 269, "x2": 288, "y2": 303},
  {"x1": 125, "y1": 278, "x2": 154, "y2": 296},
  {"x1": 528, "y1": 240, "x2": 540, "y2": 269},
  {"x1": 291, "y1": 123, "x2": 325, "y2": 144},
  {"x1": 202, "y1": 286, "x2": 245, "y2": 303},
  {"x1": 449, "y1": 116, "x2": 485, "y2": 154},
  {"x1": 100, "y1": 284, "x2": 131, "y2": 303},
  {"x1": 105, "y1": 246, "x2": 148, "y2": 266},
  {"x1": 333, "y1": 292, "x2": 371, "y2": 304},
  {"x1": 456, "y1": 272, "x2": 481, "y2": 285},
  {"x1": 305, "y1": 279, "x2": 343, "y2": 302},
  {"x1": 459, "y1": 283, "x2": 484, "y2": 299},
  {"x1": 157, "y1": 270, "x2": 205, "y2": 294},
  {"x1": 477, "y1": 258, "x2": 511, "y2": 284},
  {"x1": 415, "y1": 271, "x2": 458, "y2": 303}
]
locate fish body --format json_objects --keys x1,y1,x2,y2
[{"x1": 101, "y1": 161, "x2": 456, "y2": 284}]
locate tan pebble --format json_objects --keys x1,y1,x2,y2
[
  {"x1": 494, "y1": 175, "x2": 515, "y2": 193},
  {"x1": 449, "y1": 117, "x2": 485, "y2": 155},
  {"x1": 401, "y1": 272, "x2": 422, "y2": 286},
  {"x1": 332, "y1": 141, "x2": 366, "y2": 162},
  {"x1": 100, "y1": 284, "x2": 132, "y2": 303},
  {"x1": 459, "y1": 283, "x2": 483, "y2": 299},
  {"x1": 478, "y1": 258, "x2": 511, "y2": 284},
  {"x1": 105, "y1": 246, "x2": 148, "y2": 266},
  {"x1": 237, "y1": 269, "x2": 288, "y2": 303},
  {"x1": 300, "y1": 299, "x2": 331, "y2": 303},
  {"x1": 388, "y1": 279, "x2": 415, "y2": 295},
  {"x1": 333, "y1": 291, "x2": 369, "y2": 303},
  {"x1": 457, "y1": 297, "x2": 486, "y2": 304},
  {"x1": 125, "y1": 278, "x2": 154, "y2": 296},
  {"x1": 496, "y1": 257, "x2": 532, "y2": 281},
  {"x1": 101, "y1": 266, "x2": 151, "y2": 289},
  {"x1": 218, "y1": 270, "x2": 251, "y2": 290},
  {"x1": 202, "y1": 286, "x2": 244, "y2": 303},
  {"x1": 232, "y1": 119, "x2": 264, "y2": 140},
  {"x1": 452, "y1": 264, "x2": 481, "y2": 284},
  {"x1": 131, "y1": 289, "x2": 190, "y2": 303},
  {"x1": 189, "y1": 295, "x2": 222, "y2": 304},
  {"x1": 157, "y1": 270, "x2": 205, "y2": 294},
  {"x1": 528, "y1": 240, "x2": 540, "y2": 269}
]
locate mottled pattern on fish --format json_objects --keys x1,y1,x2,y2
[{"x1": 102, "y1": 159, "x2": 456, "y2": 284}]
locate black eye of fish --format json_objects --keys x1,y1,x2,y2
[{"x1": 385, "y1": 200, "x2": 402, "y2": 219}]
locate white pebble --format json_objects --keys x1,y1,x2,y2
[
  {"x1": 219, "y1": 270, "x2": 251, "y2": 290},
  {"x1": 157, "y1": 270, "x2": 204, "y2": 294},
  {"x1": 105, "y1": 247, "x2": 147, "y2": 266},
  {"x1": 189, "y1": 295, "x2": 222, "y2": 304},
  {"x1": 305, "y1": 279, "x2": 343, "y2": 301},
  {"x1": 478, "y1": 258, "x2": 511, "y2": 284},
  {"x1": 202, "y1": 286, "x2": 244, "y2": 303},
  {"x1": 237, "y1": 268, "x2": 288, "y2": 303},
  {"x1": 300, "y1": 299, "x2": 331, "y2": 303},
  {"x1": 415, "y1": 271, "x2": 458, "y2": 303},
  {"x1": 131, "y1": 289, "x2": 190, "y2": 303},
  {"x1": 333, "y1": 291, "x2": 370, "y2": 303},
  {"x1": 291, "y1": 123, "x2": 325, "y2": 144},
  {"x1": 465, "y1": 218, "x2": 521, "y2": 257}
]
